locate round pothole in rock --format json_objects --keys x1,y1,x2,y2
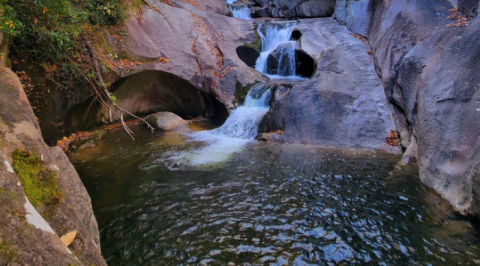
[
  {"x1": 236, "y1": 46, "x2": 260, "y2": 68},
  {"x1": 291, "y1": 30, "x2": 302, "y2": 41},
  {"x1": 266, "y1": 49, "x2": 315, "y2": 78}
]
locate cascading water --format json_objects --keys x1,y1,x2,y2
[
  {"x1": 255, "y1": 21, "x2": 300, "y2": 78},
  {"x1": 227, "y1": 0, "x2": 251, "y2": 19},
  {"x1": 230, "y1": 4, "x2": 252, "y2": 19},
  {"x1": 163, "y1": 85, "x2": 271, "y2": 167}
]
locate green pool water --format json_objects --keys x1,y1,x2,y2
[{"x1": 70, "y1": 125, "x2": 480, "y2": 265}]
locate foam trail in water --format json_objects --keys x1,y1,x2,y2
[
  {"x1": 230, "y1": 4, "x2": 251, "y2": 19},
  {"x1": 163, "y1": 87, "x2": 271, "y2": 167}
]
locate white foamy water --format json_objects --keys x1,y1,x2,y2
[
  {"x1": 230, "y1": 4, "x2": 251, "y2": 19},
  {"x1": 163, "y1": 88, "x2": 271, "y2": 167},
  {"x1": 255, "y1": 21, "x2": 298, "y2": 78}
]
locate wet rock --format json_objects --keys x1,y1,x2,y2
[
  {"x1": 259, "y1": 19, "x2": 400, "y2": 153},
  {"x1": 146, "y1": 112, "x2": 190, "y2": 132}
]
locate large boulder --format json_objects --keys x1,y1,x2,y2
[
  {"x1": 0, "y1": 67, "x2": 106, "y2": 265},
  {"x1": 259, "y1": 18, "x2": 400, "y2": 153},
  {"x1": 253, "y1": 0, "x2": 336, "y2": 18},
  {"x1": 396, "y1": 17, "x2": 480, "y2": 215},
  {"x1": 109, "y1": 1, "x2": 266, "y2": 109}
]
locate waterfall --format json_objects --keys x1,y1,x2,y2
[
  {"x1": 255, "y1": 21, "x2": 300, "y2": 78},
  {"x1": 164, "y1": 86, "x2": 271, "y2": 167},
  {"x1": 230, "y1": 4, "x2": 252, "y2": 19},
  {"x1": 275, "y1": 41, "x2": 296, "y2": 76}
]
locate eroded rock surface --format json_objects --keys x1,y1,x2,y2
[
  {"x1": 396, "y1": 17, "x2": 480, "y2": 215},
  {"x1": 259, "y1": 19, "x2": 400, "y2": 153},
  {"x1": 0, "y1": 67, "x2": 106, "y2": 265},
  {"x1": 110, "y1": 1, "x2": 266, "y2": 109}
]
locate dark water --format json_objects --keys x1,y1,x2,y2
[{"x1": 70, "y1": 125, "x2": 480, "y2": 265}]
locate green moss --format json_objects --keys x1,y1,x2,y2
[
  {"x1": 132, "y1": 0, "x2": 145, "y2": 11},
  {"x1": 146, "y1": 115, "x2": 158, "y2": 126},
  {"x1": 244, "y1": 25, "x2": 262, "y2": 52},
  {"x1": 235, "y1": 82, "x2": 256, "y2": 103},
  {"x1": 92, "y1": 130, "x2": 107, "y2": 141},
  {"x1": 0, "y1": 240, "x2": 18, "y2": 264},
  {"x1": 11, "y1": 150, "x2": 63, "y2": 207}
]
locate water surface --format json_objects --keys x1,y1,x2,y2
[{"x1": 71, "y1": 125, "x2": 480, "y2": 265}]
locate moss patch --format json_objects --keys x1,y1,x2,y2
[
  {"x1": 244, "y1": 26, "x2": 262, "y2": 52},
  {"x1": 0, "y1": 240, "x2": 18, "y2": 264},
  {"x1": 11, "y1": 150, "x2": 63, "y2": 207},
  {"x1": 146, "y1": 114, "x2": 158, "y2": 126},
  {"x1": 235, "y1": 82, "x2": 256, "y2": 104}
]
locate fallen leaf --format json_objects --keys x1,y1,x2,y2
[{"x1": 60, "y1": 230, "x2": 77, "y2": 247}]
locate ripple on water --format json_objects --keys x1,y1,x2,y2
[{"x1": 70, "y1": 126, "x2": 480, "y2": 265}]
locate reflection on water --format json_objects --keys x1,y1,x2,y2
[{"x1": 70, "y1": 125, "x2": 480, "y2": 266}]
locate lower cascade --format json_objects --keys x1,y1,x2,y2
[
  {"x1": 255, "y1": 21, "x2": 301, "y2": 79},
  {"x1": 163, "y1": 85, "x2": 271, "y2": 167}
]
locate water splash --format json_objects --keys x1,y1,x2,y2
[
  {"x1": 162, "y1": 86, "x2": 271, "y2": 167},
  {"x1": 230, "y1": 4, "x2": 251, "y2": 19},
  {"x1": 255, "y1": 21, "x2": 299, "y2": 78}
]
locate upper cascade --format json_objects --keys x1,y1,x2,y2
[
  {"x1": 227, "y1": 0, "x2": 252, "y2": 19},
  {"x1": 254, "y1": 21, "x2": 300, "y2": 78}
]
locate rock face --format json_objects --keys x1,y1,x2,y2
[
  {"x1": 66, "y1": 0, "x2": 268, "y2": 129},
  {"x1": 333, "y1": 0, "x2": 372, "y2": 36},
  {"x1": 110, "y1": 0, "x2": 266, "y2": 108},
  {"x1": 364, "y1": 0, "x2": 480, "y2": 215},
  {"x1": 0, "y1": 67, "x2": 106, "y2": 265},
  {"x1": 259, "y1": 18, "x2": 400, "y2": 153},
  {"x1": 253, "y1": 0, "x2": 336, "y2": 18},
  {"x1": 396, "y1": 18, "x2": 480, "y2": 215}
]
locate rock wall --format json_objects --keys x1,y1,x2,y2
[
  {"x1": 352, "y1": 0, "x2": 480, "y2": 215},
  {"x1": 0, "y1": 67, "x2": 106, "y2": 265}
]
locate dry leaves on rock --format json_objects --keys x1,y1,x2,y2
[
  {"x1": 386, "y1": 130, "x2": 400, "y2": 146},
  {"x1": 60, "y1": 231, "x2": 77, "y2": 247}
]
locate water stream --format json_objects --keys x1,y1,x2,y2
[
  {"x1": 255, "y1": 21, "x2": 301, "y2": 79},
  {"x1": 159, "y1": 86, "x2": 271, "y2": 168},
  {"x1": 230, "y1": 4, "x2": 252, "y2": 20},
  {"x1": 227, "y1": 0, "x2": 251, "y2": 19}
]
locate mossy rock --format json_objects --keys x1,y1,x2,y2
[
  {"x1": 235, "y1": 82, "x2": 256, "y2": 104},
  {"x1": 11, "y1": 150, "x2": 63, "y2": 207},
  {"x1": 0, "y1": 240, "x2": 18, "y2": 265}
]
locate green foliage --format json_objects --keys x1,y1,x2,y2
[
  {"x1": 0, "y1": 240, "x2": 18, "y2": 264},
  {"x1": 0, "y1": 0, "x2": 126, "y2": 89},
  {"x1": 11, "y1": 150, "x2": 63, "y2": 207}
]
